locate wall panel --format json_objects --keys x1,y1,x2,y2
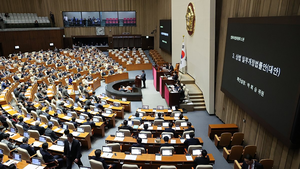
[{"x1": 215, "y1": 0, "x2": 300, "y2": 168}]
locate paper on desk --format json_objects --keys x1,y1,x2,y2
[
  {"x1": 148, "y1": 127, "x2": 153, "y2": 130},
  {"x1": 168, "y1": 110, "x2": 172, "y2": 112},
  {"x1": 102, "y1": 113, "x2": 109, "y2": 116},
  {"x1": 157, "y1": 127, "x2": 162, "y2": 130},
  {"x1": 101, "y1": 153, "x2": 113, "y2": 158},
  {"x1": 54, "y1": 128, "x2": 61, "y2": 132},
  {"x1": 137, "y1": 109, "x2": 141, "y2": 111},
  {"x1": 41, "y1": 124, "x2": 47, "y2": 127},
  {"x1": 62, "y1": 116, "x2": 71, "y2": 120},
  {"x1": 180, "y1": 139, "x2": 185, "y2": 143},
  {"x1": 109, "y1": 106, "x2": 113, "y2": 108},
  {"x1": 125, "y1": 155, "x2": 137, "y2": 160},
  {"x1": 49, "y1": 145, "x2": 64, "y2": 151},
  {"x1": 32, "y1": 142, "x2": 43, "y2": 147},
  {"x1": 114, "y1": 137, "x2": 124, "y2": 141},
  {"x1": 186, "y1": 155, "x2": 193, "y2": 161},
  {"x1": 155, "y1": 155, "x2": 162, "y2": 161},
  {"x1": 174, "y1": 117, "x2": 179, "y2": 120},
  {"x1": 2, "y1": 105, "x2": 10, "y2": 109},
  {"x1": 23, "y1": 164, "x2": 39, "y2": 169},
  {"x1": 142, "y1": 139, "x2": 147, "y2": 143},
  {"x1": 72, "y1": 132, "x2": 80, "y2": 136},
  {"x1": 37, "y1": 166, "x2": 44, "y2": 169},
  {"x1": 76, "y1": 119, "x2": 84, "y2": 123},
  {"x1": 170, "y1": 140, "x2": 176, "y2": 144},
  {"x1": 175, "y1": 127, "x2": 181, "y2": 130},
  {"x1": 15, "y1": 136, "x2": 24, "y2": 142},
  {"x1": 23, "y1": 117, "x2": 30, "y2": 122},
  {"x1": 31, "y1": 122, "x2": 36, "y2": 125}
]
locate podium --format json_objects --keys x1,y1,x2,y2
[{"x1": 135, "y1": 75, "x2": 141, "y2": 88}]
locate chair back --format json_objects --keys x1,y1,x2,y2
[
  {"x1": 170, "y1": 111, "x2": 181, "y2": 117},
  {"x1": 234, "y1": 160, "x2": 242, "y2": 169},
  {"x1": 65, "y1": 122, "x2": 76, "y2": 130},
  {"x1": 0, "y1": 142, "x2": 11, "y2": 156},
  {"x1": 219, "y1": 132, "x2": 232, "y2": 147},
  {"x1": 50, "y1": 119, "x2": 59, "y2": 127},
  {"x1": 153, "y1": 119, "x2": 164, "y2": 126},
  {"x1": 36, "y1": 150, "x2": 45, "y2": 164},
  {"x1": 228, "y1": 145, "x2": 243, "y2": 161},
  {"x1": 161, "y1": 132, "x2": 174, "y2": 138},
  {"x1": 182, "y1": 130, "x2": 194, "y2": 138},
  {"x1": 187, "y1": 145, "x2": 203, "y2": 154},
  {"x1": 243, "y1": 145, "x2": 257, "y2": 159},
  {"x1": 6, "y1": 119, "x2": 15, "y2": 129},
  {"x1": 132, "y1": 119, "x2": 140, "y2": 125},
  {"x1": 28, "y1": 129, "x2": 40, "y2": 139},
  {"x1": 131, "y1": 147, "x2": 145, "y2": 153},
  {"x1": 195, "y1": 165, "x2": 213, "y2": 169},
  {"x1": 17, "y1": 147, "x2": 31, "y2": 161},
  {"x1": 122, "y1": 164, "x2": 139, "y2": 169},
  {"x1": 31, "y1": 111, "x2": 38, "y2": 120},
  {"x1": 160, "y1": 165, "x2": 176, "y2": 169},
  {"x1": 80, "y1": 125, "x2": 92, "y2": 136},
  {"x1": 89, "y1": 159, "x2": 104, "y2": 169},
  {"x1": 106, "y1": 143, "x2": 120, "y2": 152},
  {"x1": 174, "y1": 120, "x2": 185, "y2": 126},
  {"x1": 21, "y1": 107, "x2": 28, "y2": 116},
  {"x1": 160, "y1": 146, "x2": 174, "y2": 154},
  {"x1": 93, "y1": 116, "x2": 103, "y2": 122},
  {"x1": 119, "y1": 129, "x2": 131, "y2": 137},
  {"x1": 45, "y1": 136, "x2": 53, "y2": 142},
  {"x1": 231, "y1": 132, "x2": 244, "y2": 146},
  {"x1": 40, "y1": 115, "x2": 49, "y2": 124},
  {"x1": 15, "y1": 124, "x2": 24, "y2": 135},
  {"x1": 259, "y1": 159, "x2": 274, "y2": 169}
]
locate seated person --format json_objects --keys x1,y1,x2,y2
[
  {"x1": 29, "y1": 121, "x2": 45, "y2": 135},
  {"x1": 160, "y1": 136, "x2": 174, "y2": 149},
  {"x1": 40, "y1": 143, "x2": 63, "y2": 168},
  {"x1": 164, "y1": 122, "x2": 176, "y2": 137},
  {"x1": 241, "y1": 154, "x2": 263, "y2": 169},
  {"x1": 20, "y1": 137, "x2": 35, "y2": 156},
  {"x1": 183, "y1": 132, "x2": 201, "y2": 148},
  {"x1": 118, "y1": 85, "x2": 126, "y2": 92},
  {"x1": 118, "y1": 120, "x2": 133, "y2": 131},
  {"x1": 82, "y1": 118, "x2": 95, "y2": 128},
  {"x1": 155, "y1": 113, "x2": 163, "y2": 120},
  {"x1": 142, "y1": 124, "x2": 149, "y2": 131},
  {"x1": 134, "y1": 112, "x2": 142, "y2": 122},
  {"x1": 184, "y1": 122, "x2": 195, "y2": 132},
  {"x1": 52, "y1": 113, "x2": 62, "y2": 125},
  {"x1": 129, "y1": 137, "x2": 145, "y2": 151},
  {"x1": 70, "y1": 117, "x2": 78, "y2": 128},
  {"x1": 45, "y1": 123, "x2": 59, "y2": 142},
  {"x1": 194, "y1": 149, "x2": 210, "y2": 167},
  {"x1": 172, "y1": 71, "x2": 178, "y2": 81},
  {"x1": 17, "y1": 116, "x2": 29, "y2": 131},
  {"x1": 1, "y1": 133, "x2": 18, "y2": 150},
  {"x1": 90, "y1": 149, "x2": 114, "y2": 169}
]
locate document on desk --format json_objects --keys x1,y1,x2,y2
[
  {"x1": 175, "y1": 127, "x2": 181, "y2": 130},
  {"x1": 3, "y1": 159, "x2": 19, "y2": 166},
  {"x1": 155, "y1": 155, "x2": 162, "y2": 161},
  {"x1": 186, "y1": 155, "x2": 193, "y2": 161},
  {"x1": 101, "y1": 153, "x2": 113, "y2": 158},
  {"x1": 76, "y1": 119, "x2": 84, "y2": 123},
  {"x1": 23, "y1": 164, "x2": 40, "y2": 169},
  {"x1": 62, "y1": 116, "x2": 71, "y2": 120},
  {"x1": 49, "y1": 145, "x2": 63, "y2": 151},
  {"x1": 114, "y1": 137, "x2": 124, "y2": 141},
  {"x1": 180, "y1": 139, "x2": 185, "y2": 143},
  {"x1": 148, "y1": 127, "x2": 153, "y2": 130},
  {"x1": 125, "y1": 155, "x2": 137, "y2": 160},
  {"x1": 16, "y1": 136, "x2": 24, "y2": 142},
  {"x1": 157, "y1": 127, "x2": 162, "y2": 130},
  {"x1": 170, "y1": 139, "x2": 176, "y2": 144},
  {"x1": 168, "y1": 110, "x2": 172, "y2": 112},
  {"x1": 32, "y1": 141, "x2": 43, "y2": 147},
  {"x1": 54, "y1": 128, "x2": 61, "y2": 132},
  {"x1": 72, "y1": 132, "x2": 80, "y2": 136},
  {"x1": 142, "y1": 139, "x2": 148, "y2": 143}
]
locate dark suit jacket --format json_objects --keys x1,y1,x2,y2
[
  {"x1": 70, "y1": 121, "x2": 78, "y2": 128},
  {"x1": 164, "y1": 128, "x2": 176, "y2": 137},
  {"x1": 119, "y1": 125, "x2": 133, "y2": 131},
  {"x1": 241, "y1": 160, "x2": 264, "y2": 169},
  {"x1": 160, "y1": 143, "x2": 174, "y2": 149},
  {"x1": 184, "y1": 138, "x2": 201, "y2": 148},
  {"x1": 0, "y1": 163, "x2": 6, "y2": 169},
  {"x1": 83, "y1": 121, "x2": 95, "y2": 128},
  {"x1": 63, "y1": 139, "x2": 82, "y2": 160},
  {"x1": 141, "y1": 73, "x2": 146, "y2": 80},
  {"x1": 29, "y1": 125, "x2": 45, "y2": 135},
  {"x1": 40, "y1": 148, "x2": 56, "y2": 163},
  {"x1": 45, "y1": 128, "x2": 59, "y2": 141},
  {"x1": 18, "y1": 122, "x2": 29, "y2": 131},
  {"x1": 130, "y1": 143, "x2": 145, "y2": 151},
  {"x1": 20, "y1": 143, "x2": 35, "y2": 156},
  {"x1": 194, "y1": 156, "x2": 210, "y2": 167},
  {"x1": 90, "y1": 156, "x2": 109, "y2": 169}
]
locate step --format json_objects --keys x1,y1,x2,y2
[
  {"x1": 190, "y1": 98, "x2": 205, "y2": 102},
  {"x1": 192, "y1": 102, "x2": 206, "y2": 106},
  {"x1": 189, "y1": 95, "x2": 204, "y2": 99},
  {"x1": 194, "y1": 106, "x2": 206, "y2": 110}
]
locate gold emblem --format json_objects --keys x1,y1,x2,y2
[{"x1": 186, "y1": 2, "x2": 195, "y2": 36}]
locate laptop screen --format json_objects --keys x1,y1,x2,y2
[
  {"x1": 181, "y1": 122, "x2": 187, "y2": 127},
  {"x1": 111, "y1": 95, "x2": 115, "y2": 99},
  {"x1": 67, "y1": 113, "x2": 72, "y2": 117},
  {"x1": 102, "y1": 146, "x2": 112, "y2": 153},
  {"x1": 105, "y1": 109, "x2": 112, "y2": 114},
  {"x1": 49, "y1": 106, "x2": 52, "y2": 111},
  {"x1": 142, "y1": 105, "x2": 149, "y2": 109},
  {"x1": 116, "y1": 131, "x2": 124, "y2": 138},
  {"x1": 113, "y1": 102, "x2": 120, "y2": 107},
  {"x1": 93, "y1": 118, "x2": 99, "y2": 122},
  {"x1": 32, "y1": 157, "x2": 41, "y2": 166},
  {"x1": 57, "y1": 109, "x2": 61, "y2": 114},
  {"x1": 23, "y1": 132, "x2": 29, "y2": 138},
  {"x1": 131, "y1": 148, "x2": 142, "y2": 155},
  {"x1": 39, "y1": 136, "x2": 46, "y2": 142},
  {"x1": 77, "y1": 127, "x2": 84, "y2": 133},
  {"x1": 139, "y1": 113, "x2": 144, "y2": 117},
  {"x1": 62, "y1": 124, "x2": 68, "y2": 130},
  {"x1": 27, "y1": 114, "x2": 31, "y2": 118},
  {"x1": 41, "y1": 103, "x2": 45, "y2": 107},
  {"x1": 162, "y1": 122, "x2": 169, "y2": 127},
  {"x1": 66, "y1": 100, "x2": 70, "y2": 104},
  {"x1": 157, "y1": 106, "x2": 164, "y2": 110},
  {"x1": 13, "y1": 153, "x2": 22, "y2": 161},
  {"x1": 162, "y1": 149, "x2": 172, "y2": 156},
  {"x1": 122, "y1": 98, "x2": 127, "y2": 101},
  {"x1": 74, "y1": 103, "x2": 78, "y2": 107},
  {"x1": 10, "y1": 128, "x2": 16, "y2": 133},
  {"x1": 192, "y1": 149, "x2": 202, "y2": 156},
  {"x1": 101, "y1": 101, "x2": 106, "y2": 105},
  {"x1": 0, "y1": 149, "x2": 3, "y2": 155},
  {"x1": 57, "y1": 140, "x2": 64, "y2": 146},
  {"x1": 37, "y1": 117, "x2": 41, "y2": 122},
  {"x1": 79, "y1": 115, "x2": 85, "y2": 120},
  {"x1": 94, "y1": 108, "x2": 99, "y2": 112}
]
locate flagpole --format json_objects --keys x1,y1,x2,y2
[{"x1": 181, "y1": 35, "x2": 186, "y2": 74}]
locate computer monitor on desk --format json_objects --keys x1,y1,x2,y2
[
  {"x1": 157, "y1": 105, "x2": 164, "y2": 110},
  {"x1": 32, "y1": 157, "x2": 42, "y2": 166},
  {"x1": 131, "y1": 148, "x2": 142, "y2": 155},
  {"x1": 116, "y1": 131, "x2": 124, "y2": 138},
  {"x1": 142, "y1": 105, "x2": 149, "y2": 109},
  {"x1": 161, "y1": 149, "x2": 172, "y2": 156},
  {"x1": 102, "y1": 146, "x2": 112, "y2": 153},
  {"x1": 13, "y1": 153, "x2": 22, "y2": 161},
  {"x1": 192, "y1": 149, "x2": 202, "y2": 156}
]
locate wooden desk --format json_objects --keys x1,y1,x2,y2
[
  {"x1": 0, "y1": 82, "x2": 18, "y2": 105},
  {"x1": 103, "y1": 104, "x2": 124, "y2": 119},
  {"x1": 135, "y1": 108, "x2": 183, "y2": 116},
  {"x1": 100, "y1": 96, "x2": 131, "y2": 112},
  {"x1": 128, "y1": 115, "x2": 188, "y2": 122},
  {"x1": 208, "y1": 124, "x2": 239, "y2": 139},
  {"x1": 159, "y1": 76, "x2": 174, "y2": 98},
  {"x1": 88, "y1": 77, "x2": 101, "y2": 91},
  {"x1": 152, "y1": 66, "x2": 171, "y2": 91},
  {"x1": 104, "y1": 72, "x2": 129, "y2": 84},
  {"x1": 164, "y1": 85, "x2": 180, "y2": 107},
  {"x1": 88, "y1": 151, "x2": 214, "y2": 169},
  {"x1": 3, "y1": 154, "x2": 46, "y2": 169},
  {"x1": 105, "y1": 135, "x2": 203, "y2": 154},
  {"x1": 126, "y1": 63, "x2": 152, "y2": 71}
]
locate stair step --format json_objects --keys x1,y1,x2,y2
[
  {"x1": 194, "y1": 106, "x2": 206, "y2": 110},
  {"x1": 190, "y1": 98, "x2": 204, "y2": 102},
  {"x1": 189, "y1": 95, "x2": 203, "y2": 99},
  {"x1": 192, "y1": 102, "x2": 205, "y2": 106}
]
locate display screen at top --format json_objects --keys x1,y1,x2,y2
[{"x1": 159, "y1": 20, "x2": 172, "y2": 54}]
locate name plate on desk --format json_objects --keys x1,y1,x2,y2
[
  {"x1": 102, "y1": 153, "x2": 113, "y2": 158},
  {"x1": 114, "y1": 137, "x2": 124, "y2": 141},
  {"x1": 186, "y1": 155, "x2": 193, "y2": 161},
  {"x1": 125, "y1": 155, "x2": 137, "y2": 160}
]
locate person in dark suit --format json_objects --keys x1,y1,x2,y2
[
  {"x1": 168, "y1": 63, "x2": 174, "y2": 72},
  {"x1": 90, "y1": 149, "x2": 113, "y2": 169},
  {"x1": 155, "y1": 113, "x2": 163, "y2": 120},
  {"x1": 172, "y1": 71, "x2": 178, "y2": 81},
  {"x1": 129, "y1": 137, "x2": 145, "y2": 151},
  {"x1": 242, "y1": 154, "x2": 263, "y2": 169},
  {"x1": 29, "y1": 121, "x2": 45, "y2": 135},
  {"x1": 63, "y1": 134, "x2": 83, "y2": 169},
  {"x1": 18, "y1": 91, "x2": 26, "y2": 102},
  {"x1": 18, "y1": 117, "x2": 29, "y2": 131},
  {"x1": 160, "y1": 136, "x2": 174, "y2": 149},
  {"x1": 20, "y1": 137, "x2": 35, "y2": 156},
  {"x1": 40, "y1": 143, "x2": 63, "y2": 169},
  {"x1": 0, "y1": 154, "x2": 9, "y2": 169},
  {"x1": 70, "y1": 117, "x2": 78, "y2": 128},
  {"x1": 0, "y1": 126, "x2": 5, "y2": 141},
  {"x1": 78, "y1": 82, "x2": 84, "y2": 92},
  {"x1": 194, "y1": 149, "x2": 210, "y2": 168},
  {"x1": 184, "y1": 122, "x2": 195, "y2": 132},
  {"x1": 62, "y1": 86, "x2": 70, "y2": 98},
  {"x1": 183, "y1": 132, "x2": 201, "y2": 148},
  {"x1": 118, "y1": 120, "x2": 133, "y2": 131},
  {"x1": 53, "y1": 113, "x2": 62, "y2": 125},
  {"x1": 44, "y1": 123, "x2": 59, "y2": 141},
  {"x1": 178, "y1": 86, "x2": 185, "y2": 103},
  {"x1": 164, "y1": 122, "x2": 176, "y2": 137},
  {"x1": 141, "y1": 70, "x2": 146, "y2": 88},
  {"x1": 82, "y1": 118, "x2": 95, "y2": 128}
]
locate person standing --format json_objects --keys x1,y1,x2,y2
[
  {"x1": 50, "y1": 11, "x2": 55, "y2": 27},
  {"x1": 63, "y1": 134, "x2": 83, "y2": 169},
  {"x1": 141, "y1": 70, "x2": 146, "y2": 88}
]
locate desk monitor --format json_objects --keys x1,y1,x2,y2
[
  {"x1": 116, "y1": 131, "x2": 124, "y2": 138},
  {"x1": 101, "y1": 93, "x2": 106, "y2": 97},
  {"x1": 23, "y1": 132, "x2": 29, "y2": 138},
  {"x1": 82, "y1": 95, "x2": 86, "y2": 99},
  {"x1": 139, "y1": 113, "x2": 144, "y2": 117},
  {"x1": 157, "y1": 105, "x2": 164, "y2": 110},
  {"x1": 13, "y1": 153, "x2": 22, "y2": 161},
  {"x1": 67, "y1": 113, "x2": 72, "y2": 117},
  {"x1": 41, "y1": 102, "x2": 45, "y2": 107},
  {"x1": 162, "y1": 122, "x2": 169, "y2": 127},
  {"x1": 57, "y1": 109, "x2": 61, "y2": 114},
  {"x1": 37, "y1": 117, "x2": 41, "y2": 122},
  {"x1": 74, "y1": 103, "x2": 78, "y2": 107},
  {"x1": 131, "y1": 148, "x2": 142, "y2": 155},
  {"x1": 26, "y1": 114, "x2": 31, "y2": 119},
  {"x1": 192, "y1": 149, "x2": 202, "y2": 156},
  {"x1": 77, "y1": 127, "x2": 84, "y2": 133},
  {"x1": 101, "y1": 101, "x2": 107, "y2": 105},
  {"x1": 62, "y1": 124, "x2": 68, "y2": 130},
  {"x1": 174, "y1": 113, "x2": 180, "y2": 117},
  {"x1": 79, "y1": 115, "x2": 85, "y2": 120},
  {"x1": 93, "y1": 118, "x2": 99, "y2": 122},
  {"x1": 161, "y1": 134, "x2": 171, "y2": 140},
  {"x1": 185, "y1": 134, "x2": 190, "y2": 139},
  {"x1": 94, "y1": 108, "x2": 99, "y2": 112},
  {"x1": 66, "y1": 100, "x2": 70, "y2": 104},
  {"x1": 142, "y1": 105, "x2": 149, "y2": 109},
  {"x1": 0, "y1": 149, "x2": 3, "y2": 155},
  {"x1": 39, "y1": 136, "x2": 46, "y2": 143},
  {"x1": 102, "y1": 146, "x2": 112, "y2": 153},
  {"x1": 32, "y1": 157, "x2": 41, "y2": 166},
  {"x1": 122, "y1": 98, "x2": 127, "y2": 102},
  {"x1": 111, "y1": 95, "x2": 116, "y2": 99},
  {"x1": 113, "y1": 102, "x2": 121, "y2": 107},
  {"x1": 49, "y1": 106, "x2": 52, "y2": 111},
  {"x1": 161, "y1": 149, "x2": 172, "y2": 156},
  {"x1": 181, "y1": 122, "x2": 187, "y2": 127},
  {"x1": 57, "y1": 140, "x2": 64, "y2": 146},
  {"x1": 138, "y1": 133, "x2": 147, "y2": 139},
  {"x1": 48, "y1": 121, "x2": 53, "y2": 126},
  {"x1": 10, "y1": 128, "x2": 16, "y2": 133}
]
